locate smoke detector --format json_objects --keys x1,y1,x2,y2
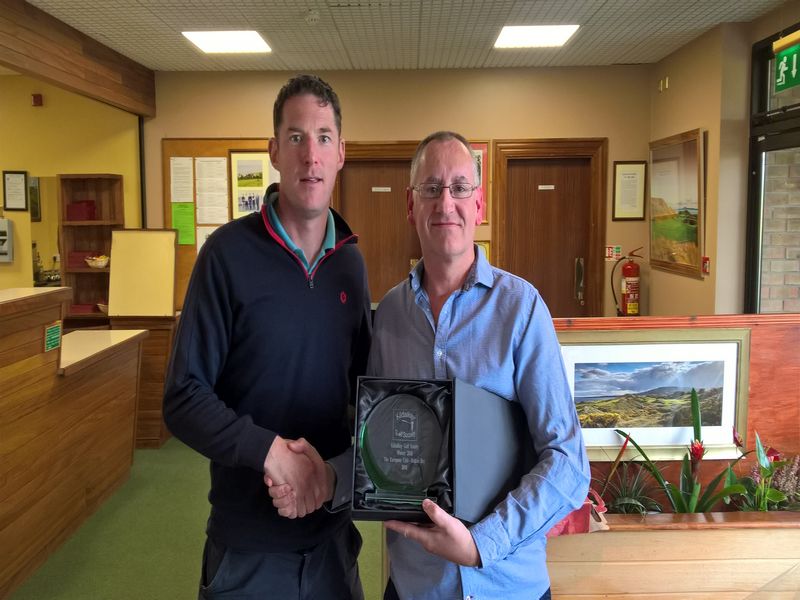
[{"x1": 305, "y1": 9, "x2": 320, "y2": 25}]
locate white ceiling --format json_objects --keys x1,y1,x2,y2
[{"x1": 25, "y1": 0, "x2": 792, "y2": 72}]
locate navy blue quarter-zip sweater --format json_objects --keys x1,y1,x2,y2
[{"x1": 163, "y1": 189, "x2": 371, "y2": 551}]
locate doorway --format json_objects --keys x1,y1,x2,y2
[
  {"x1": 492, "y1": 139, "x2": 607, "y2": 317},
  {"x1": 333, "y1": 142, "x2": 419, "y2": 303}
]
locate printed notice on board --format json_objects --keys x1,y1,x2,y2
[
  {"x1": 170, "y1": 157, "x2": 193, "y2": 203},
  {"x1": 172, "y1": 203, "x2": 196, "y2": 245},
  {"x1": 195, "y1": 157, "x2": 229, "y2": 224},
  {"x1": 196, "y1": 225, "x2": 220, "y2": 254}
]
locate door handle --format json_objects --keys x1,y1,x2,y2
[{"x1": 574, "y1": 257, "x2": 585, "y2": 306}]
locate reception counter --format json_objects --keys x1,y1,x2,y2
[{"x1": 0, "y1": 288, "x2": 146, "y2": 598}]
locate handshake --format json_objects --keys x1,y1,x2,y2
[{"x1": 262, "y1": 435, "x2": 336, "y2": 519}]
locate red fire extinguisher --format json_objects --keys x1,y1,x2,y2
[{"x1": 612, "y1": 247, "x2": 644, "y2": 316}]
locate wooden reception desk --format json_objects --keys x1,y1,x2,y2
[{"x1": 0, "y1": 287, "x2": 146, "y2": 598}]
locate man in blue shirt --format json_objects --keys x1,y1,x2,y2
[{"x1": 368, "y1": 131, "x2": 590, "y2": 599}]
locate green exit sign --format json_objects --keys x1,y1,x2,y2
[{"x1": 775, "y1": 44, "x2": 800, "y2": 93}]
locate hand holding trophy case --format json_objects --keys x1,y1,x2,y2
[{"x1": 352, "y1": 377, "x2": 535, "y2": 523}]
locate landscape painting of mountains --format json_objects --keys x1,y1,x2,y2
[{"x1": 574, "y1": 360, "x2": 724, "y2": 429}]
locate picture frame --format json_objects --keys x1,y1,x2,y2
[
  {"x1": 475, "y1": 240, "x2": 491, "y2": 261},
  {"x1": 29, "y1": 176, "x2": 41, "y2": 222},
  {"x1": 229, "y1": 150, "x2": 271, "y2": 220},
  {"x1": 469, "y1": 141, "x2": 489, "y2": 224},
  {"x1": 557, "y1": 328, "x2": 750, "y2": 462},
  {"x1": 612, "y1": 161, "x2": 646, "y2": 221},
  {"x1": 649, "y1": 129, "x2": 705, "y2": 279},
  {"x1": 3, "y1": 170, "x2": 28, "y2": 211}
]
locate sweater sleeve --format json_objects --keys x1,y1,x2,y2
[{"x1": 163, "y1": 239, "x2": 276, "y2": 473}]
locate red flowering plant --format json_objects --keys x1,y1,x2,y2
[
  {"x1": 726, "y1": 431, "x2": 787, "y2": 511},
  {"x1": 614, "y1": 388, "x2": 747, "y2": 513}
]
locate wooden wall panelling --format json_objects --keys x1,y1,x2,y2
[
  {"x1": 111, "y1": 316, "x2": 177, "y2": 448},
  {"x1": 0, "y1": 290, "x2": 143, "y2": 598},
  {"x1": 161, "y1": 138, "x2": 268, "y2": 310},
  {"x1": 0, "y1": 0, "x2": 155, "y2": 116},
  {"x1": 547, "y1": 521, "x2": 800, "y2": 598}
]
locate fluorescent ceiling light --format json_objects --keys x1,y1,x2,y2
[
  {"x1": 182, "y1": 31, "x2": 271, "y2": 53},
  {"x1": 494, "y1": 25, "x2": 579, "y2": 48}
]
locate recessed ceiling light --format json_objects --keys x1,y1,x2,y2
[
  {"x1": 182, "y1": 31, "x2": 271, "y2": 54},
  {"x1": 494, "y1": 25, "x2": 579, "y2": 48}
]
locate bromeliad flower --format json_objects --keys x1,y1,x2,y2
[
  {"x1": 690, "y1": 439, "x2": 705, "y2": 465},
  {"x1": 767, "y1": 447, "x2": 783, "y2": 463}
]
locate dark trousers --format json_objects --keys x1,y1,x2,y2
[
  {"x1": 199, "y1": 523, "x2": 363, "y2": 599},
  {"x1": 384, "y1": 579, "x2": 551, "y2": 600}
]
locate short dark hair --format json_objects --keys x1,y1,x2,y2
[
  {"x1": 410, "y1": 131, "x2": 476, "y2": 184},
  {"x1": 273, "y1": 74, "x2": 342, "y2": 135}
]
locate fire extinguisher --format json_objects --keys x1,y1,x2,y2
[{"x1": 611, "y1": 247, "x2": 644, "y2": 316}]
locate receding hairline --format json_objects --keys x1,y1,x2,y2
[{"x1": 410, "y1": 131, "x2": 478, "y2": 184}]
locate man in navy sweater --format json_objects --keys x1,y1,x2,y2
[{"x1": 163, "y1": 74, "x2": 371, "y2": 599}]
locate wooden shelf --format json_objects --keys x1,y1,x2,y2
[
  {"x1": 58, "y1": 174, "x2": 123, "y2": 329},
  {"x1": 62, "y1": 220, "x2": 123, "y2": 226},
  {"x1": 65, "y1": 267, "x2": 110, "y2": 274}
]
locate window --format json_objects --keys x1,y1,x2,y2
[{"x1": 746, "y1": 24, "x2": 800, "y2": 313}]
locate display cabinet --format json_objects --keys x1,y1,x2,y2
[{"x1": 58, "y1": 174, "x2": 124, "y2": 325}]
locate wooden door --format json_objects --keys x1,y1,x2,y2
[
  {"x1": 507, "y1": 157, "x2": 591, "y2": 316},
  {"x1": 493, "y1": 139, "x2": 607, "y2": 317},
  {"x1": 336, "y1": 157, "x2": 420, "y2": 302}
]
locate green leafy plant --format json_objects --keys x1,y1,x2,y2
[
  {"x1": 614, "y1": 388, "x2": 747, "y2": 513},
  {"x1": 595, "y1": 435, "x2": 662, "y2": 515},
  {"x1": 729, "y1": 432, "x2": 787, "y2": 511},
  {"x1": 601, "y1": 461, "x2": 662, "y2": 515}
]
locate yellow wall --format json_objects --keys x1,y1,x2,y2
[{"x1": 0, "y1": 75, "x2": 140, "y2": 289}]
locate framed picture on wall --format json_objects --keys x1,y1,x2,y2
[
  {"x1": 649, "y1": 129, "x2": 705, "y2": 279},
  {"x1": 557, "y1": 328, "x2": 749, "y2": 462},
  {"x1": 3, "y1": 170, "x2": 28, "y2": 211},
  {"x1": 230, "y1": 150, "x2": 271, "y2": 220},
  {"x1": 612, "y1": 161, "x2": 646, "y2": 221},
  {"x1": 476, "y1": 240, "x2": 491, "y2": 261},
  {"x1": 29, "y1": 177, "x2": 41, "y2": 222},
  {"x1": 469, "y1": 141, "x2": 489, "y2": 224}
]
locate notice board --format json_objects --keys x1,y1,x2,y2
[{"x1": 162, "y1": 138, "x2": 268, "y2": 310}]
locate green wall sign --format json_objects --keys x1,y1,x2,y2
[
  {"x1": 775, "y1": 44, "x2": 800, "y2": 94},
  {"x1": 44, "y1": 321, "x2": 62, "y2": 352}
]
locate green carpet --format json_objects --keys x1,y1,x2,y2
[{"x1": 11, "y1": 439, "x2": 384, "y2": 600}]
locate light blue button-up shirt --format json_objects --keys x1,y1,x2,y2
[{"x1": 367, "y1": 246, "x2": 590, "y2": 600}]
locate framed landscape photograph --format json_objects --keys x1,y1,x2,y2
[
  {"x1": 649, "y1": 129, "x2": 705, "y2": 279},
  {"x1": 558, "y1": 328, "x2": 750, "y2": 461},
  {"x1": 229, "y1": 151, "x2": 270, "y2": 220}
]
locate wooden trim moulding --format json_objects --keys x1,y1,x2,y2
[{"x1": 0, "y1": 0, "x2": 155, "y2": 117}]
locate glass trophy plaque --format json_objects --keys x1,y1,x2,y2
[{"x1": 358, "y1": 393, "x2": 443, "y2": 507}]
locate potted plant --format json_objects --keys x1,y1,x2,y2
[
  {"x1": 614, "y1": 388, "x2": 747, "y2": 513},
  {"x1": 600, "y1": 460, "x2": 662, "y2": 515}
]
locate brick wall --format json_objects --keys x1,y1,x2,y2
[{"x1": 761, "y1": 148, "x2": 800, "y2": 312}]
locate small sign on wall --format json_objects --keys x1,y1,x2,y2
[{"x1": 44, "y1": 321, "x2": 62, "y2": 352}]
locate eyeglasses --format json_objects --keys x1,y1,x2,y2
[{"x1": 410, "y1": 182, "x2": 478, "y2": 199}]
